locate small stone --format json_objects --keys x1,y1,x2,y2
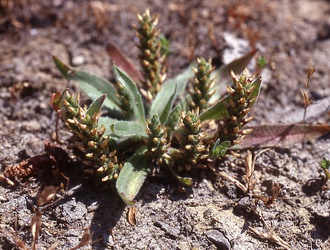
[
  {"x1": 154, "y1": 221, "x2": 180, "y2": 239},
  {"x1": 205, "y1": 229, "x2": 231, "y2": 250},
  {"x1": 72, "y1": 55, "x2": 85, "y2": 66}
]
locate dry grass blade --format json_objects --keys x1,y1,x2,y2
[
  {"x1": 305, "y1": 59, "x2": 316, "y2": 89},
  {"x1": 243, "y1": 150, "x2": 255, "y2": 191},
  {"x1": 31, "y1": 210, "x2": 42, "y2": 250},
  {"x1": 218, "y1": 171, "x2": 248, "y2": 193},
  {"x1": 248, "y1": 226, "x2": 292, "y2": 250},
  {"x1": 0, "y1": 172, "x2": 14, "y2": 186}
]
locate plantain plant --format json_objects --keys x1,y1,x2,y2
[{"x1": 52, "y1": 9, "x2": 261, "y2": 205}]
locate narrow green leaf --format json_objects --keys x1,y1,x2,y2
[
  {"x1": 53, "y1": 56, "x2": 120, "y2": 112},
  {"x1": 109, "y1": 120, "x2": 147, "y2": 139},
  {"x1": 116, "y1": 146, "x2": 150, "y2": 205},
  {"x1": 161, "y1": 64, "x2": 195, "y2": 100},
  {"x1": 150, "y1": 85, "x2": 177, "y2": 124},
  {"x1": 113, "y1": 65, "x2": 146, "y2": 125},
  {"x1": 248, "y1": 76, "x2": 262, "y2": 106},
  {"x1": 233, "y1": 124, "x2": 330, "y2": 149},
  {"x1": 211, "y1": 50, "x2": 256, "y2": 102},
  {"x1": 199, "y1": 95, "x2": 230, "y2": 122},
  {"x1": 86, "y1": 94, "x2": 106, "y2": 116}
]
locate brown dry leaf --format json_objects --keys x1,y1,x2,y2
[
  {"x1": 236, "y1": 124, "x2": 330, "y2": 148},
  {"x1": 36, "y1": 186, "x2": 57, "y2": 207},
  {"x1": 128, "y1": 206, "x2": 137, "y2": 226},
  {"x1": 3, "y1": 154, "x2": 51, "y2": 180},
  {"x1": 107, "y1": 42, "x2": 143, "y2": 85},
  {"x1": 3, "y1": 140, "x2": 69, "y2": 183}
]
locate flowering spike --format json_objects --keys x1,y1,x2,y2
[
  {"x1": 217, "y1": 69, "x2": 257, "y2": 145},
  {"x1": 188, "y1": 58, "x2": 215, "y2": 112},
  {"x1": 135, "y1": 9, "x2": 167, "y2": 100}
]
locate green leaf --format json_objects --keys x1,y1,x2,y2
[
  {"x1": 113, "y1": 65, "x2": 146, "y2": 125},
  {"x1": 116, "y1": 146, "x2": 151, "y2": 205},
  {"x1": 150, "y1": 85, "x2": 177, "y2": 124},
  {"x1": 98, "y1": 116, "x2": 120, "y2": 134},
  {"x1": 248, "y1": 76, "x2": 262, "y2": 106},
  {"x1": 320, "y1": 157, "x2": 330, "y2": 170},
  {"x1": 159, "y1": 34, "x2": 171, "y2": 56},
  {"x1": 199, "y1": 95, "x2": 230, "y2": 122},
  {"x1": 233, "y1": 124, "x2": 330, "y2": 149},
  {"x1": 161, "y1": 64, "x2": 195, "y2": 100},
  {"x1": 200, "y1": 76, "x2": 261, "y2": 121},
  {"x1": 211, "y1": 50, "x2": 256, "y2": 102},
  {"x1": 53, "y1": 56, "x2": 121, "y2": 112},
  {"x1": 210, "y1": 139, "x2": 231, "y2": 160},
  {"x1": 109, "y1": 120, "x2": 147, "y2": 139},
  {"x1": 86, "y1": 94, "x2": 106, "y2": 117},
  {"x1": 320, "y1": 158, "x2": 330, "y2": 180}
]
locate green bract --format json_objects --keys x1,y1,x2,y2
[{"x1": 52, "y1": 9, "x2": 261, "y2": 205}]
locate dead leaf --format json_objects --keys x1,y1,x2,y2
[
  {"x1": 36, "y1": 186, "x2": 57, "y2": 207},
  {"x1": 107, "y1": 42, "x2": 143, "y2": 85},
  {"x1": 128, "y1": 206, "x2": 137, "y2": 226},
  {"x1": 235, "y1": 124, "x2": 330, "y2": 148}
]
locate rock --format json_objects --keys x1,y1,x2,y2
[
  {"x1": 205, "y1": 229, "x2": 231, "y2": 250},
  {"x1": 154, "y1": 221, "x2": 180, "y2": 239}
]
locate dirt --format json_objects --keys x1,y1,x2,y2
[{"x1": 0, "y1": 0, "x2": 330, "y2": 249}]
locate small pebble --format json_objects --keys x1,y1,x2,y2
[
  {"x1": 205, "y1": 229, "x2": 231, "y2": 250},
  {"x1": 72, "y1": 55, "x2": 85, "y2": 66}
]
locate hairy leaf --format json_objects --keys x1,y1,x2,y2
[
  {"x1": 234, "y1": 124, "x2": 330, "y2": 148},
  {"x1": 86, "y1": 94, "x2": 106, "y2": 117},
  {"x1": 150, "y1": 85, "x2": 177, "y2": 124},
  {"x1": 109, "y1": 120, "x2": 147, "y2": 139},
  {"x1": 113, "y1": 65, "x2": 146, "y2": 125},
  {"x1": 161, "y1": 64, "x2": 195, "y2": 100},
  {"x1": 116, "y1": 146, "x2": 150, "y2": 205},
  {"x1": 53, "y1": 56, "x2": 120, "y2": 112}
]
